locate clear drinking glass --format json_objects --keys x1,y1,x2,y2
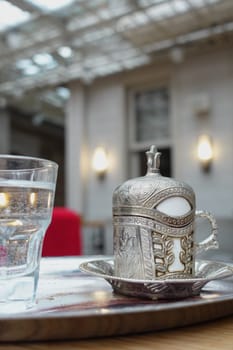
[{"x1": 0, "y1": 155, "x2": 58, "y2": 313}]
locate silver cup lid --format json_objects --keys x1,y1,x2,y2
[{"x1": 113, "y1": 145, "x2": 195, "y2": 212}]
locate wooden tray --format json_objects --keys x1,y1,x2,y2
[{"x1": 0, "y1": 256, "x2": 232, "y2": 342}]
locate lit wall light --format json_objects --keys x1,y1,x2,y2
[
  {"x1": 0, "y1": 193, "x2": 9, "y2": 208},
  {"x1": 92, "y1": 146, "x2": 109, "y2": 180},
  {"x1": 197, "y1": 134, "x2": 213, "y2": 173}
]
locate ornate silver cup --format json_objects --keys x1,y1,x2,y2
[{"x1": 113, "y1": 146, "x2": 218, "y2": 280}]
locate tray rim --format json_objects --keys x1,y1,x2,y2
[{"x1": 0, "y1": 291, "x2": 232, "y2": 342}]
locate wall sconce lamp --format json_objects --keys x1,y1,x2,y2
[
  {"x1": 92, "y1": 146, "x2": 109, "y2": 180},
  {"x1": 197, "y1": 134, "x2": 213, "y2": 173}
]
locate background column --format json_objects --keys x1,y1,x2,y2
[{"x1": 65, "y1": 83, "x2": 87, "y2": 215}]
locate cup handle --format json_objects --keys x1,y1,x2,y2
[{"x1": 194, "y1": 210, "x2": 219, "y2": 254}]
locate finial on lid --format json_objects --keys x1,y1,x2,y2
[{"x1": 146, "y1": 145, "x2": 161, "y2": 174}]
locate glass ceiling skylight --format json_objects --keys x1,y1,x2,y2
[
  {"x1": 0, "y1": 0, "x2": 227, "y2": 94},
  {"x1": 23, "y1": 64, "x2": 40, "y2": 76},
  {"x1": 16, "y1": 53, "x2": 57, "y2": 77},
  {"x1": 0, "y1": 1, "x2": 30, "y2": 32},
  {"x1": 26, "y1": 0, "x2": 75, "y2": 12},
  {"x1": 56, "y1": 87, "x2": 70, "y2": 100},
  {"x1": 33, "y1": 53, "x2": 55, "y2": 66},
  {"x1": 57, "y1": 46, "x2": 73, "y2": 58}
]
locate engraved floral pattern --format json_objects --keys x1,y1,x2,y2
[
  {"x1": 180, "y1": 233, "x2": 194, "y2": 275},
  {"x1": 113, "y1": 178, "x2": 195, "y2": 210},
  {"x1": 152, "y1": 232, "x2": 175, "y2": 277},
  {"x1": 115, "y1": 227, "x2": 144, "y2": 279},
  {"x1": 113, "y1": 214, "x2": 195, "y2": 279}
]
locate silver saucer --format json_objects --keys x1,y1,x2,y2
[{"x1": 79, "y1": 258, "x2": 233, "y2": 300}]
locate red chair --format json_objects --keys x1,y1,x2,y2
[{"x1": 42, "y1": 207, "x2": 82, "y2": 256}]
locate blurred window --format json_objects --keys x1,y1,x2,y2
[
  {"x1": 128, "y1": 85, "x2": 172, "y2": 177},
  {"x1": 135, "y1": 87, "x2": 170, "y2": 142}
]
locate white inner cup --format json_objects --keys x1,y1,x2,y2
[{"x1": 157, "y1": 196, "x2": 191, "y2": 272}]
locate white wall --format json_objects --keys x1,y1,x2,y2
[
  {"x1": 66, "y1": 80, "x2": 126, "y2": 254},
  {"x1": 172, "y1": 49, "x2": 233, "y2": 218},
  {"x1": 85, "y1": 81, "x2": 126, "y2": 221},
  {"x1": 66, "y1": 80, "x2": 126, "y2": 221}
]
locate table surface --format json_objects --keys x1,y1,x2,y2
[
  {"x1": 0, "y1": 256, "x2": 232, "y2": 347},
  {"x1": 1, "y1": 316, "x2": 232, "y2": 349}
]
